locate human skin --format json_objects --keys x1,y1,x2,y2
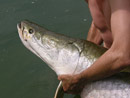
[
  {"x1": 87, "y1": 21, "x2": 103, "y2": 45},
  {"x1": 58, "y1": 0, "x2": 130, "y2": 94}
]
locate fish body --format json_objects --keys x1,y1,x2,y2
[{"x1": 17, "y1": 20, "x2": 130, "y2": 98}]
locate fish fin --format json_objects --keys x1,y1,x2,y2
[{"x1": 54, "y1": 81, "x2": 64, "y2": 98}]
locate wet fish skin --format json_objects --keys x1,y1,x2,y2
[
  {"x1": 17, "y1": 20, "x2": 107, "y2": 75},
  {"x1": 17, "y1": 20, "x2": 130, "y2": 98}
]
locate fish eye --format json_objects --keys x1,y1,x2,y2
[{"x1": 29, "y1": 29, "x2": 34, "y2": 34}]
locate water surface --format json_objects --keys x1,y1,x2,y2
[{"x1": 0, "y1": 0, "x2": 91, "y2": 98}]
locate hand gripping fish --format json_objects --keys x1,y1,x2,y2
[{"x1": 17, "y1": 20, "x2": 130, "y2": 98}]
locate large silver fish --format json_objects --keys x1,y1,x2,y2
[{"x1": 17, "y1": 20, "x2": 130, "y2": 98}]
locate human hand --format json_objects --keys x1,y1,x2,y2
[
  {"x1": 87, "y1": 21, "x2": 103, "y2": 45},
  {"x1": 58, "y1": 74, "x2": 86, "y2": 94}
]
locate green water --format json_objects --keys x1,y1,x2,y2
[{"x1": 0, "y1": 0, "x2": 91, "y2": 98}]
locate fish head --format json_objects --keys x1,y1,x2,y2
[
  {"x1": 17, "y1": 20, "x2": 48, "y2": 59},
  {"x1": 17, "y1": 20, "x2": 80, "y2": 75},
  {"x1": 17, "y1": 20, "x2": 64, "y2": 74},
  {"x1": 17, "y1": 20, "x2": 44, "y2": 42}
]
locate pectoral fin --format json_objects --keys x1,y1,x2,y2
[{"x1": 54, "y1": 81, "x2": 64, "y2": 98}]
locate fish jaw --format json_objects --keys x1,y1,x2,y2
[
  {"x1": 17, "y1": 21, "x2": 44, "y2": 60},
  {"x1": 17, "y1": 22, "x2": 30, "y2": 49}
]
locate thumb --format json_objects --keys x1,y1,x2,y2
[{"x1": 58, "y1": 76, "x2": 62, "y2": 80}]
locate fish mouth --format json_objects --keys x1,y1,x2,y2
[
  {"x1": 17, "y1": 23, "x2": 21, "y2": 29},
  {"x1": 17, "y1": 22, "x2": 22, "y2": 33},
  {"x1": 17, "y1": 22, "x2": 27, "y2": 41}
]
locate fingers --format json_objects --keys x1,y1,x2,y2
[
  {"x1": 58, "y1": 75, "x2": 71, "y2": 91},
  {"x1": 57, "y1": 74, "x2": 84, "y2": 94},
  {"x1": 59, "y1": 75, "x2": 73, "y2": 93}
]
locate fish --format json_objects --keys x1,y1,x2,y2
[{"x1": 17, "y1": 20, "x2": 130, "y2": 98}]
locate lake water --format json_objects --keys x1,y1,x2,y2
[{"x1": 0, "y1": 0, "x2": 91, "y2": 98}]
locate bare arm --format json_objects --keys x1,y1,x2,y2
[
  {"x1": 58, "y1": 0, "x2": 130, "y2": 94},
  {"x1": 87, "y1": 21, "x2": 103, "y2": 45},
  {"x1": 80, "y1": 0, "x2": 130, "y2": 81}
]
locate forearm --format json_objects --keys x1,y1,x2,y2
[
  {"x1": 80, "y1": 48, "x2": 128, "y2": 82},
  {"x1": 83, "y1": 0, "x2": 130, "y2": 82}
]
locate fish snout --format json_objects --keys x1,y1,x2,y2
[
  {"x1": 17, "y1": 22, "x2": 21, "y2": 29},
  {"x1": 17, "y1": 22, "x2": 29, "y2": 41}
]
